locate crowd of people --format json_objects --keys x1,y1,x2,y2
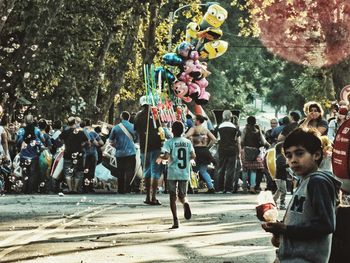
[
  {"x1": 0, "y1": 97, "x2": 349, "y2": 261},
  {"x1": 0, "y1": 98, "x2": 348, "y2": 198}
]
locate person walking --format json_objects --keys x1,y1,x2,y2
[
  {"x1": 82, "y1": 118, "x2": 104, "y2": 193},
  {"x1": 134, "y1": 96, "x2": 163, "y2": 205},
  {"x1": 109, "y1": 111, "x2": 136, "y2": 194},
  {"x1": 59, "y1": 117, "x2": 89, "y2": 193},
  {"x1": 185, "y1": 114, "x2": 217, "y2": 193},
  {"x1": 215, "y1": 110, "x2": 241, "y2": 193},
  {"x1": 156, "y1": 121, "x2": 195, "y2": 229}
]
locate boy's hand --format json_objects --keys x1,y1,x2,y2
[
  {"x1": 156, "y1": 157, "x2": 163, "y2": 164},
  {"x1": 261, "y1": 221, "x2": 286, "y2": 234}
]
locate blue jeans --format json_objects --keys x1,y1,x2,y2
[
  {"x1": 195, "y1": 164, "x2": 214, "y2": 189},
  {"x1": 242, "y1": 170, "x2": 256, "y2": 190},
  {"x1": 141, "y1": 149, "x2": 161, "y2": 179}
]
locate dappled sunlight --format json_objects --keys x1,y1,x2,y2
[{"x1": 0, "y1": 194, "x2": 276, "y2": 262}]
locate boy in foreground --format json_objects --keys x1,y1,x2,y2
[
  {"x1": 156, "y1": 121, "x2": 196, "y2": 229},
  {"x1": 262, "y1": 128, "x2": 341, "y2": 263}
]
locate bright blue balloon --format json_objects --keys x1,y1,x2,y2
[
  {"x1": 155, "y1": 66, "x2": 176, "y2": 83},
  {"x1": 162, "y1": 53, "x2": 184, "y2": 66}
]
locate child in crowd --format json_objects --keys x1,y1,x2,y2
[
  {"x1": 273, "y1": 142, "x2": 288, "y2": 210},
  {"x1": 262, "y1": 128, "x2": 341, "y2": 263},
  {"x1": 156, "y1": 121, "x2": 196, "y2": 229}
]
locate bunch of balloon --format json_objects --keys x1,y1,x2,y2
[{"x1": 162, "y1": 3, "x2": 229, "y2": 105}]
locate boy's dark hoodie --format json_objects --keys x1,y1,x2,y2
[{"x1": 278, "y1": 170, "x2": 341, "y2": 262}]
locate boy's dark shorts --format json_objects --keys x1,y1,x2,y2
[{"x1": 167, "y1": 180, "x2": 188, "y2": 198}]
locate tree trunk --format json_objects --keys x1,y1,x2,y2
[
  {"x1": 98, "y1": 7, "x2": 143, "y2": 119},
  {"x1": 322, "y1": 68, "x2": 336, "y2": 101},
  {"x1": 88, "y1": 26, "x2": 120, "y2": 121},
  {"x1": 142, "y1": 0, "x2": 160, "y2": 65}
]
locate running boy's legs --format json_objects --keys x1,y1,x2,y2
[{"x1": 167, "y1": 180, "x2": 191, "y2": 228}]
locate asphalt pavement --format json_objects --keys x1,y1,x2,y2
[{"x1": 0, "y1": 192, "x2": 290, "y2": 263}]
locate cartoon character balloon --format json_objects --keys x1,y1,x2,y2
[
  {"x1": 176, "y1": 42, "x2": 199, "y2": 60},
  {"x1": 186, "y1": 22, "x2": 200, "y2": 45},
  {"x1": 164, "y1": 3, "x2": 228, "y2": 105},
  {"x1": 200, "y1": 4, "x2": 228, "y2": 30},
  {"x1": 198, "y1": 40, "x2": 228, "y2": 60},
  {"x1": 173, "y1": 81, "x2": 192, "y2": 103}
]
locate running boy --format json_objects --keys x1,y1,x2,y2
[
  {"x1": 262, "y1": 128, "x2": 341, "y2": 262},
  {"x1": 156, "y1": 121, "x2": 196, "y2": 229}
]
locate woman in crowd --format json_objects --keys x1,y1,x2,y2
[
  {"x1": 299, "y1": 101, "x2": 328, "y2": 135},
  {"x1": 241, "y1": 116, "x2": 269, "y2": 194},
  {"x1": 185, "y1": 114, "x2": 217, "y2": 193}
]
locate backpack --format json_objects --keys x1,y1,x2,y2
[{"x1": 332, "y1": 118, "x2": 350, "y2": 193}]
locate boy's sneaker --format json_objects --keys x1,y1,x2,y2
[
  {"x1": 184, "y1": 202, "x2": 192, "y2": 220},
  {"x1": 279, "y1": 204, "x2": 286, "y2": 210}
]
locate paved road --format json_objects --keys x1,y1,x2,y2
[{"x1": 0, "y1": 193, "x2": 289, "y2": 263}]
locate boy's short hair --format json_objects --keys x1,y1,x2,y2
[
  {"x1": 172, "y1": 121, "x2": 184, "y2": 137},
  {"x1": 283, "y1": 128, "x2": 323, "y2": 165},
  {"x1": 121, "y1": 111, "x2": 130, "y2": 121}
]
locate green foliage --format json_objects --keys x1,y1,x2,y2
[{"x1": 0, "y1": 0, "x2": 347, "y2": 124}]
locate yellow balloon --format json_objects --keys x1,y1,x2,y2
[
  {"x1": 200, "y1": 4, "x2": 228, "y2": 29},
  {"x1": 186, "y1": 22, "x2": 200, "y2": 44},
  {"x1": 266, "y1": 148, "x2": 276, "y2": 179},
  {"x1": 199, "y1": 40, "x2": 228, "y2": 60},
  {"x1": 197, "y1": 27, "x2": 223, "y2": 41}
]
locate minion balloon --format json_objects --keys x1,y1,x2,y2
[
  {"x1": 197, "y1": 27, "x2": 223, "y2": 42},
  {"x1": 200, "y1": 4, "x2": 228, "y2": 30},
  {"x1": 185, "y1": 22, "x2": 200, "y2": 45},
  {"x1": 199, "y1": 40, "x2": 228, "y2": 60}
]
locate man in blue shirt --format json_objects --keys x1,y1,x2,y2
[{"x1": 109, "y1": 111, "x2": 136, "y2": 194}]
